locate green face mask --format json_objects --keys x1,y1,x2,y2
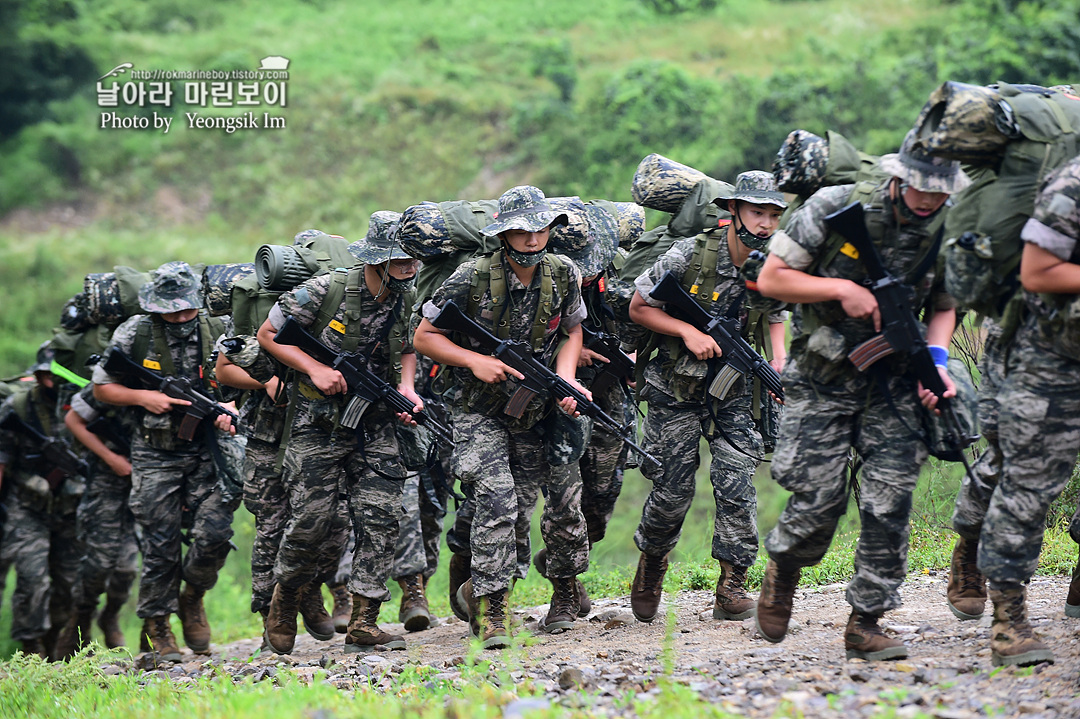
[
  {"x1": 165, "y1": 317, "x2": 199, "y2": 338},
  {"x1": 385, "y1": 275, "x2": 415, "y2": 293},
  {"x1": 502, "y1": 242, "x2": 547, "y2": 268}
]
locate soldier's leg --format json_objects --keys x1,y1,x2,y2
[
  {"x1": 509, "y1": 431, "x2": 543, "y2": 582},
  {"x1": 128, "y1": 440, "x2": 187, "y2": 618},
  {"x1": 845, "y1": 385, "x2": 927, "y2": 615},
  {"x1": 704, "y1": 392, "x2": 762, "y2": 569},
  {"x1": 390, "y1": 474, "x2": 427, "y2": 582},
  {"x1": 3, "y1": 499, "x2": 53, "y2": 641},
  {"x1": 183, "y1": 471, "x2": 242, "y2": 594},
  {"x1": 74, "y1": 469, "x2": 136, "y2": 612},
  {"x1": 580, "y1": 424, "x2": 625, "y2": 546},
  {"x1": 418, "y1": 464, "x2": 449, "y2": 580},
  {"x1": 47, "y1": 514, "x2": 82, "y2": 649},
  {"x1": 242, "y1": 439, "x2": 288, "y2": 614},
  {"x1": 537, "y1": 459, "x2": 589, "y2": 580},
  {"x1": 453, "y1": 413, "x2": 518, "y2": 596}
]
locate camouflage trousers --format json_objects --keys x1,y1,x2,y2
[
  {"x1": 978, "y1": 333, "x2": 1080, "y2": 586},
  {"x1": 953, "y1": 323, "x2": 1080, "y2": 545},
  {"x1": 243, "y1": 438, "x2": 289, "y2": 614},
  {"x1": 581, "y1": 420, "x2": 628, "y2": 546},
  {"x1": 763, "y1": 360, "x2": 928, "y2": 615},
  {"x1": 129, "y1": 435, "x2": 241, "y2": 618},
  {"x1": 72, "y1": 465, "x2": 138, "y2": 613},
  {"x1": 452, "y1": 411, "x2": 589, "y2": 596},
  {"x1": 634, "y1": 385, "x2": 761, "y2": 568},
  {"x1": 275, "y1": 410, "x2": 405, "y2": 602},
  {"x1": 0, "y1": 496, "x2": 81, "y2": 641}
]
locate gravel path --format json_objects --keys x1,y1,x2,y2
[{"x1": 127, "y1": 573, "x2": 1080, "y2": 718}]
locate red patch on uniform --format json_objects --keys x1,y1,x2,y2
[
  {"x1": 597, "y1": 277, "x2": 605, "y2": 293},
  {"x1": 548, "y1": 314, "x2": 562, "y2": 331},
  {"x1": 745, "y1": 280, "x2": 759, "y2": 291}
]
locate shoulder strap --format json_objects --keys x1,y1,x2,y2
[{"x1": 680, "y1": 221, "x2": 730, "y2": 312}]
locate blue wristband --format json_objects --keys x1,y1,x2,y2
[{"x1": 928, "y1": 345, "x2": 949, "y2": 368}]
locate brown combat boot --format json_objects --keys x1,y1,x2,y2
[
  {"x1": 55, "y1": 609, "x2": 95, "y2": 660},
  {"x1": 397, "y1": 574, "x2": 432, "y2": 632},
  {"x1": 177, "y1": 583, "x2": 211, "y2": 655},
  {"x1": 458, "y1": 578, "x2": 510, "y2": 649},
  {"x1": 755, "y1": 559, "x2": 801, "y2": 643},
  {"x1": 264, "y1": 583, "x2": 302, "y2": 655},
  {"x1": 541, "y1": 577, "x2": 579, "y2": 634},
  {"x1": 141, "y1": 615, "x2": 182, "y2": 662},
  {"x1": 298, "y1": 583, "x2": 336, "y2": 641},
  {"x1": 98, "y1": 596, "x2": 127, "y2": 649},
  {"x1": 328, "y1": 583, "x2": 352, "y2": 633},
  {"x1": 256, "y1": 609, "x2": 271, "y2": 654},
  {"x1": 713, "y1": 561, "x2": 755, "y2": 620},
  {"x1": 989, "y1": 584, "x2": 1054, "y2": 667},
  {"x1": 448, "y1": 553, "x2": 472, "y2": 622},
  {"x1": 947, "y1": 536, "x2": 987, "y2": 620},
  {"x1": 1064, "y1": 555, "x2": 1080, "y2": 618},
  {"x1": 630, "y1": 552, "x2": 669, "y2": 623},
  {"x1": 534, "y1": 548, "x2": 590, "y2": 617},
  {"x1": 844, "y1": 611, "x2": 908, "y2": 661},
  {"x1": 345, "y1": 595, "x2": 406, "y2": 652}
]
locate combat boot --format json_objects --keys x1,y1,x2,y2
[
  {"x1": 397, "y1": 574, "x2": 432, "y2": 632},
  {"x1": 328, "y1": 583, "x2": 352, "y2": 633},
  {"x1": 298, "y1": 583, "x2": 336, "y2": 641},
  {"x1": 177, "y1": 583, "x2": 211, "y2": 655},
  {"x1": 1064, "y1": 555, "x2": 1080, "y2": 618},
  {"x1": 264, "y1": 583, "x2": 302, "y2": 655},
  {"x1": 755, "y1": 558, "x2": 801, "y2": 643},
  {"x1": 535, "y1": 548, "x2": 590, "y2": 617},
  {"x1": 20, "y1": 637, "x2": 47, "y2": 658},
  {"x1": 55, "y1": 608, "x2": 94, "y2": 660},
  {"x1": 345, "y1": 595, "x2": 406, "y2": 652},
  {"x1": 458, "y1": 578, "x2": 510, "y2": 649},
  {"x1": 540, "y1": 577, "x2": 579, "y2": 634},
  {"x1": 448, "y1": 552, "x2": 472, "y2": 622},
  {"x1": 844, "y1": 611, "x2": 908, "y2": 661},
  {"x1": 98, "y1": 596, "x2": 127, "y2": 649},
  {"x1": 630, "y1": 552, "x2": 668, "y2": 623},
  {"x1": 141, "y1": 615, "x2": 182, "y2": 662},
  {"x1": 947, "y1": 536, "x2": 987, "y2": 620},
  {"x1": 256, "y1": 609, "x2": 271, "y2": 654},
  {"x1": 713, "y1": 561, "x2": 755, "y2": 620},
  {"x1": 989, "y1": 584, "x2": 1054, "y2": 667}
]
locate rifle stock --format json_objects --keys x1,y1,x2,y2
[
  {"x1": 431, "y1": 300, "x2": 661, "y2": 469},
  {"x1": 649, "y1": 271, "x2": 785, "y2": 403},
  {"x1": 581, "y1": 325, "x2": 635, "y2": 396},
  {"x1": 272, "y1": 317, "x2": 455, "y2": 448}
]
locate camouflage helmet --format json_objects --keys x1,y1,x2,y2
[
  {"x1": 350, "y1": 211, "x2": 412, "y2": 264},
  {"x1": 719, "y1": 170, "x2": 788, "y2": 208},
  {"x1": 137, "y1": 260, "x2": 204, "y2": 314},
  {"x1": 480, "y1": 185, "x2": 569, "y2": 237},
  {"x1": 880, "y1": 130, "x2": 972, "y2": 194},
  {"x1": 26, "y1": 341, "x2": 55, "y2": 375}
]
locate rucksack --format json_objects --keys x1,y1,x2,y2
[{"x1": 910, "y1": 81, "x2": 1080, "y2": 318}]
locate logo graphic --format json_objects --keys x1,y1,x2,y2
[
  {"x1": 99, "y1": 63, "x2": 133, "y2": 81},
  {"x1": 258, "y1": 56, "x2": 290, "y2": 71}
]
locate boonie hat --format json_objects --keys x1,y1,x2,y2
[
  {"x1": 26, "y1": 341, "x2": 55, "y2": 375},
  {"x1": 480, "y1": 185, "x2": 569, "y2": 237},
  {"x1": 720, "y1": 170, "x2": 788, "y2": 208},
  {"x1": 138, "y1": 261, "x2": 203, "y2": 314},
  {"x1": 350, "y1": 211, "x2": 412, "y2": 264},
  {"x1": 880, "y1": 130, "x2": 972, "y2": 194}
]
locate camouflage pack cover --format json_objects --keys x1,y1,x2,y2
[
  {"x1": 632, "y1": 153, "x2": 710, "y2": 213},
  {"x1": 773, "y1": 129, "x2": 882, "y2": 197},
  {"x1": 138, "y1": 260, "x2": 204, "y2": 313},
  {"x1": 594, "y1": 200, "x2": 646, "y2": 247},
  {"x1": 909, "y1": 82, "x2": 1009, "y2": 165},
  {"x1": 204, "y1": 263, "x2": 255, "y2": 317},
  {"x1": 552, "y1": 202, "x2": 620, "y2": 276},
  {"x1": 59, "y1": 293, "x2": 93, "y2": 333},
  {"x1": 84, "y1": 267, "x2": 152, "y2": 325}
]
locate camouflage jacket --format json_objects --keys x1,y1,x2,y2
[
  {"x1": 635, "y1": 231, "x2": 786, "y2": 402},
  {"x1": 1020, "y1": 156, "x2": 1080, "y2": 359},
  {"x1": 0, "y1": 384, "x2": 84, "y2": 511},
  {"x1": 69, "y1": 382, "x2": 135, "y2": 457},
  {"x1": 422, "y1": 252, "x2": 586, "y2": 428}
]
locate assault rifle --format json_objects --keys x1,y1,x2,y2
[
  {"x1": 430, "y1": 300, "x2": 661, "y2": 469},
  {"x1": 102, "y1": 350, "x2": 240, "y2": 441},
  {"x1": 649, "y1": 271, "x2": 785, "y2": 403},
  {"x1": 0, "y1": 411, "x2": 89, "y2": 489},
  {"x1": 272, "y1": 317, "x2": 455, "y2": 449},
  {"x1": 581, "y1": 325, "x2": 635, "y2": 396},
  {"x1": 823, "y1": 201, "x2": 978, "y2": 460},
  {"x1": 85, "y1": 415, "x2": 132, "y2": 457}
]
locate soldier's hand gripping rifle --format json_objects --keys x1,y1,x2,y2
[
  {"x1": 0, "y1": 412, "x2": 89, "y2": 489},
  {"x1": 102, "y1": 350, "x2": 240, "y2": 441},
  {"x1": 823, "y1": 201, "x2": 978, "y2": 461},
  {"x1": 649, "y1": 271, "x2": 785, "y2": 403},
  {"x1": 430, "y1": 300, "x2": 661, "y2": 470},
  {"x1": 580, "y1": 325, "x2": 635, "y2": 396},
  {"x1": 272, "y1": 317, "x2": 455, "y2": 449}
]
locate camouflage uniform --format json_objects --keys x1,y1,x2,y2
[
  {"x1": 632, "y1": 235, "x2": 782, "y2": 568},
  {"x1": 421, "y1": 250, "x2": 588, "y2": 596},
  {"x1": 0, "y1": 384, "x2": 83, "y2": 645},
  {"x1": 763, "y1": 181, "x2": 956, "y2": 615},
  {"x1": 979, "y1": 156, "x2": 1080, "y2": 586},
  {"x1": 67, "y1": 384, "x2": 138, "y2": 618},
  {"x1": 266, "y1": 268, "x2": 410, "y2": 601},
  {"x1": 92, "y1": 264, "x2": 240, "y2": 621}
]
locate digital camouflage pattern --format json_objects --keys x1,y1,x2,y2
[
  {"x1": 137, "y1": 261, "x2": 204, "y2": 314},
  {"x1": 203, "y1": 263, "x2": 255, "y2": 317},
  {"x1": 243, "y1": 436, "x2": 289, "y2": 613},
  {"x1": 978, "y1": 156, "x2": 1080, "y2": 585},
  {"x1": 773, "y1": 129, "x2": 829, "y2": 196},
  {"x1": 909, "y1": 81, "x2": 1009, "y2": 165},
  {"x1": 879, "y1": 130, "x2": 971, "y2": 195},
  {"x1": 350, "y1": 211, "x2": 411, "y2": 264},
  {"x1": 719, "y1": 171, "x2": 788, "y2": 208},
  {"x1": 631, "y1": 153, "x2": 711, "y2": 214},
  {"x1": 220, "y1": 335, "x2": 278, "y2": 386},
  {"x1": 552, "y1": 204, "x2": 619, "y2": 277},
  {"x1": 481, "y1": 185, "x2": 568, "y2": 238}
]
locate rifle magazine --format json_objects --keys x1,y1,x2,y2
[
  {"x1": 340, "y1": 396, "x2": 371, "y2": 430},
  {"x1": 848, "y1": 336, "x2": 895, "y2": 372},
  {"x1": 707, "y1": 365, "x2": 742, "y2": 400},
  {"x1": 503, "y1": 386, "x2": 535, "y2": 419}
]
